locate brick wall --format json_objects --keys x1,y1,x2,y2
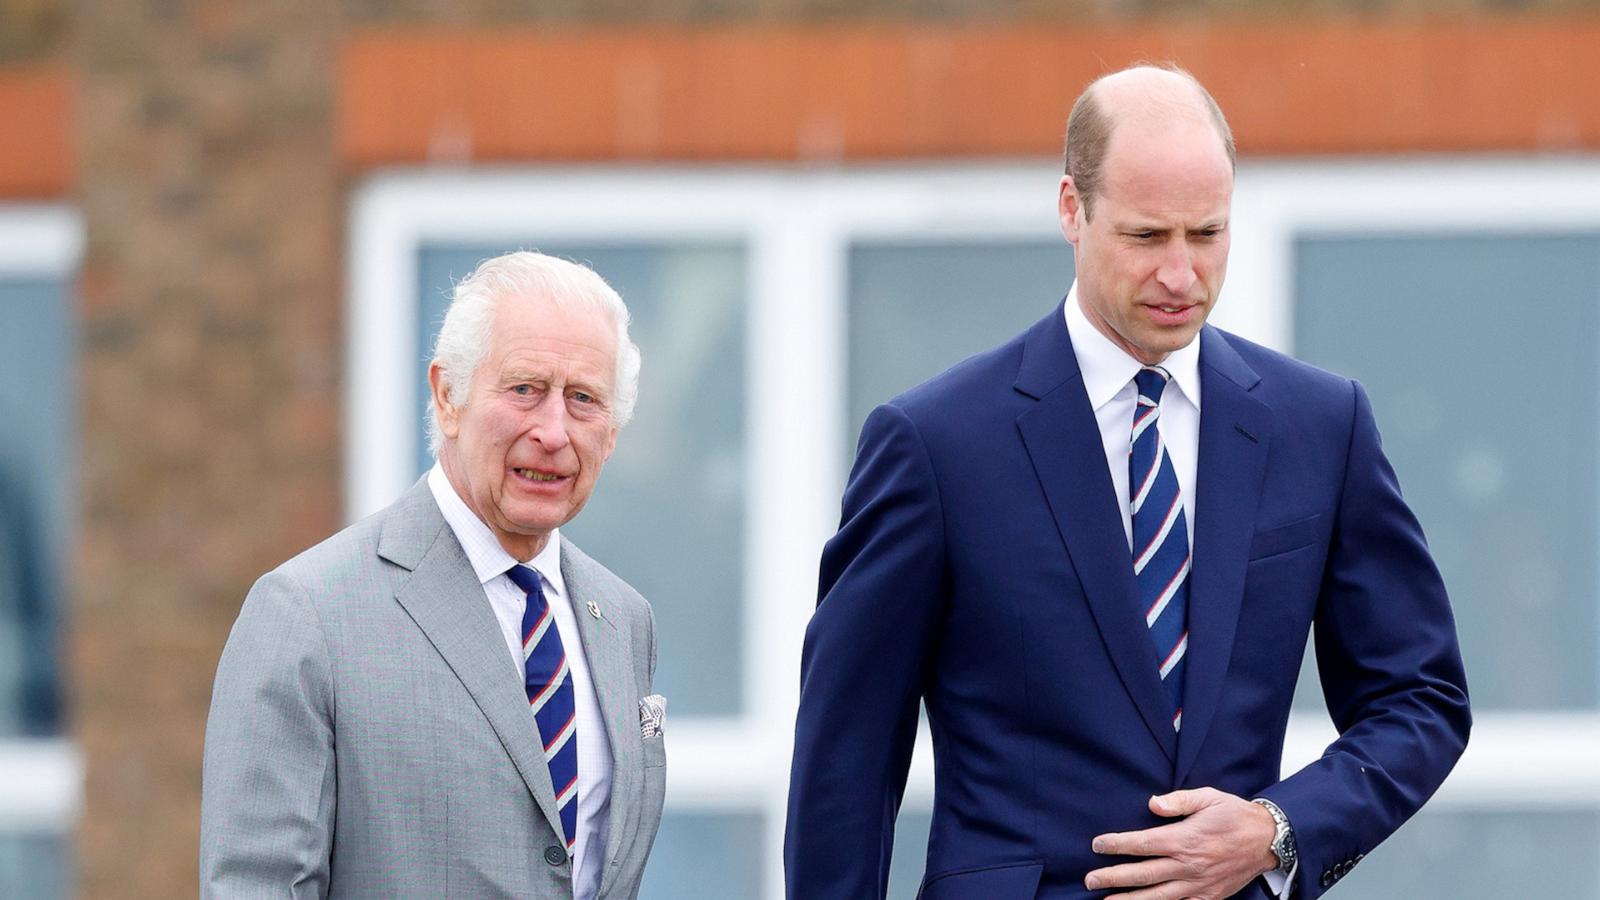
[
  {"x1": 19, "y1": 0, "x2": 1600, "y2": 896},
  {"x1": 73, "y1": 3, "x2": 341, "y2": 896},
  {"x1": 0, "y1": 0, "x2": 67, "y2": 63}
]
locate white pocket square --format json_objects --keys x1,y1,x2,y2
[{"x1": 639, "y1": 694, "x2": 667, "y2": 738}]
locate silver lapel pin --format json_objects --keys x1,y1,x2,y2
[{"x1": 587, "y1": 600, "x2": 602, "y2": 619}]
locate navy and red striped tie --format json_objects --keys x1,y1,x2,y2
[
  {"x1": 1130, "y1": 366, "x2": 1190, "y2": 732},
  {"x1": 506, "y1": 564, "x2": 579, "y2": 850}
]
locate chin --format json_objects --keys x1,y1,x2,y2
[{"x1": 500, "y1": 504, "x2": 562, "y2": 531}]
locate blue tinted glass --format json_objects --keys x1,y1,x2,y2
[
  {"x1": 1331, "y1": 808, "x2": 1599, "y2": 897},
  {"x1": 889, "y1": 807, "x2": 933, "y2": 896},
  {"x1": 641, "y1": 811, "x2": 764, "y2": 899},
  {"x1": 845, "y1": 242, "x2": 1071, "y2": 894},
  {"x1": 847, "y1": 242, "x2": 1074, "y2": 458},
  {"x1": 0, "y1": 832, "x2": 70, "y2": 898},
  {"x1": 0, "y1": 278, "x2": 70, "y2": 737},
  {"x1": 417, "y1": 244, "x2": 748, "y2": 716},
  {"x1": 1293, "y1": 233, "x2": 1600, "y2": 711}
]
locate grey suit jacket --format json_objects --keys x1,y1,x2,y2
[{"x1": 201, "y1": 479, "x2": 666, "y2": 898}]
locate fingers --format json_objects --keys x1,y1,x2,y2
[
  {"x1": 1083, "y1": 857, "x2": 1191, "y2": 892},
  {"x1": 1091, "y1": 820, "x2": 1187, "y2": 857},
  {"x1": 1150, "y1": 786, "x2": 1221, "y2": 817},
  {"x1": 1086, "y1": 788, "x2": 1271, "y2": 900},
  {"x1": 1101, "y1": 887, "x2": 1191, "y2": 900}
]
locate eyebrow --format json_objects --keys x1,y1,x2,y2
[
  {"x1": 1118, "y1": 219, "x2": 1228, "y2": 232},
  {"x1": 500, "y1": 369, "x2": 612, "y2": 398}
]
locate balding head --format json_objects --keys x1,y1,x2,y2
[
  {"x1": 1056, "y1": 64, "x2": 1235, "y2": 365},
  {"x1": 1063, "y1": 65, "x2": 1235, "y2": 220}
]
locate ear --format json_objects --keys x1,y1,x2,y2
[
  {"x1": 1059, "y1": 175, "x2": 1084, "y2": 245},
  {"x1": 602, "y1": 424, "x2": 619, "y2": 461},
  {"x1": 428, "y1": 362, "x2": 462, "y2": 441}
]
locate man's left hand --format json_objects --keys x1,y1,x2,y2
[{"x1": 1084, "y1": 787, "x2": 1279, "y2": 899}]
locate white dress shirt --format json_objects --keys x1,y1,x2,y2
[
  {"x1": 1063, "y1": 285, "x2": 1200, "y2": 553},
  {"x1": 1062, "y1": 289, "x2": 1295, "y2": 898},
  {"x1": 428, "y1": 464, "x2": 614, "y2": 900}
]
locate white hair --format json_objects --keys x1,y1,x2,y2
[{"x1": 426, "y1": 250, "x2": 642, "y2": 456}]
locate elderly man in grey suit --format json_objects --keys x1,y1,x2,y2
[{"x1": 202, "y1": 251, "x2": 665, "y2": 898}]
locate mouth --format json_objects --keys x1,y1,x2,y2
[
  {"x1": 1143, "y1": 302, "x2": 1202, "y2": 324},
  {"x1": 512, "y1": 467, "x2": 567, "y2": 483}
]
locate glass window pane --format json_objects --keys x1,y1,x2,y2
[
  {"x1": 1328, "y1": 808, "x2": 1599, "y2": 898},
  {"x1": 889, "y1": 807, "x2": 933, "y2": 897},
  {"x1": 641, "y1": 811, "x2": 764, "y2": 899},
  {"x1": 1293, "y1": 233, "x2": 1600, "y2": 711},
  {"x1": 847, "y1": 242, "x2": 1074, "y2": 456},
  {"x1": 846, "y1": 241, "x2": 1072, "y2": 897},
  {"x1": 0, "y1": 278, "x2": 71, "y2": 737},
  {"x1": 0, "y1": 832, "x2": 70, "y2": 898},
  {"x1": 417, "y1": 244, "x2": 748, "y2": 716}
]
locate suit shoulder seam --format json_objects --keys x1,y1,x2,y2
[
  {"x1": 879, "y1": 401, "x2": 952, "y2": 577},
  {"x1": 267, "y1": 564, "x2": 338, "y2": 720}
]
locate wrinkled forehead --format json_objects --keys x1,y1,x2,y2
[{"x1": 482, "y1": 295, "x2": 619, "y2": 380}]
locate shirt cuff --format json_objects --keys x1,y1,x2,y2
[{"x1": 1262, "y1": 859, "x2": 1297, "y2": 898}]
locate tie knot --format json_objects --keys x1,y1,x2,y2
[
  {"x1": 506, "y1": 564, "x2": 541, "y2": 596},
  {"x1": 1135, "y1": 366, "x2": 1170, "y2": 405}
]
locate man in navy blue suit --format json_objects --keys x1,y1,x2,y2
[{"x1": 785, "y1": 65, "x2": 1469, "y2": 899}]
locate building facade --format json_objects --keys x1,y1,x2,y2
[{"x1": 3, "y1": 4, "x2": 1600, "y2": 896}]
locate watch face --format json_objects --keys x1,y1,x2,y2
[{"x1": 1276, "y1": 831, "x2": 1297, "y2": 866}]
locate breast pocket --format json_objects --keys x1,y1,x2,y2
[
  {"x1": 643, "y1": 733, "x2": 666, "y2": 769},
  {"x1": 1248, "y1": 514, "x2": 1323, "y2": 562}
]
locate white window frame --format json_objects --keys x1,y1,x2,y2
[
  {"x1": 349, "y1": 160, "x2": 1600, "y2": 898},
  {"x1": 1235, "y1": 158, "x2": 1600, "y2": 813},
  {"x1": 0, "y1": 203, "x2": 84, "y2": 840}
]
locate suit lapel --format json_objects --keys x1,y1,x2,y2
[
  {"x1": 1175, "y1": 328, "x2": 1273, "y2": 783},
  {"x1": 562, "y1": 542, "x2": 640, "y2": 895},
  {"x1": 1014, "y1": 306, "x2": 1178, "y2": 763},
  {"x1": 379, "y1": 480, "x2": 567, "y2": 841}
]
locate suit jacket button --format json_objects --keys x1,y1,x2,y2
[
  {"x1": 544, "y1": 845, "x2": 568, "y2": 866},
  {"x1": 1322, "y1": 871, "x2": 1335, "y2": 888}
]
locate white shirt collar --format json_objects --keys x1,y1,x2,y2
[
  {"x1": 1063, "y1": 283, "x2": 1202, "y2": 412},
  {"x1": 426, "y1": 463, "x2": 567, "y2": 599}
]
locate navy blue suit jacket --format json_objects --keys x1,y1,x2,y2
[{"x1": 785, "y1": 304, "x2": 1470, "y2": 899}]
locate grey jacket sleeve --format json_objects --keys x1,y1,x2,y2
[{"x1": 200, "y1": 569, "x2": 337, "y2": 899}]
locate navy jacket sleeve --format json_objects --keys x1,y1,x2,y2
[
  {"x1": 785, "y1": 403, "x2": 947, "y2": 899},
  {"x1": 1259, "y1": 380, "x2": 1471, "y2": 896}
]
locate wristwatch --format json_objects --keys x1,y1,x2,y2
[{"x1": 1252, "y1": 798, "x2": 1297, "y2": 872}]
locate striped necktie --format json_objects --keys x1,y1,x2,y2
[
  {"x1": 1130, "y1": 366, "x2": 1190, "y2": 732},
  {"x1": 505, "y1": 564, "x2": 580, "y2": 850}
]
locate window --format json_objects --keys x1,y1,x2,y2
[
  {"x1": 0, "y1": 204, "x2": 82, "y2": 899},
  {"x1": 1242, "y1": 161, "x2": 1600, "y2": 898},
  {"x1": 846, "y1": 240, "x2": 1073, "y2": 457},
  {"x1": 349, "y1": 160, "x2": 1600, "y2": 898},
  {"x1": 1296, "y1": 232, "x2": 1600, "y2": 712}
]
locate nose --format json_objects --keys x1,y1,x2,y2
[
  {"x1": 1155, "y1": 240, "x2": 1197, "y2": 297},
  {"x1": 524, "y1": 392, "x2": 572, "y2": 451}
]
